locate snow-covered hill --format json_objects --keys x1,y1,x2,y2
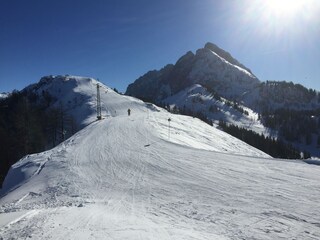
[
  {"x1": 24, "y1": 75, "x2": 122, "y2": 128},
  {"x1": 1, "y1": 77, "x2": 320, "y2": 239},
  {"x1": 163, "y1": 84, "x2": 268, "y2": 135}
]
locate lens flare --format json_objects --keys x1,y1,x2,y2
[{"x1": 265, "y1": 0, "x2": 307, "y2": 17}]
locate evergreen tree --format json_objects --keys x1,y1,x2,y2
[
  {"x1": 0, "y1": 90, "x2": 77, "y2": 187},
  {"x1": 218, "y1": 121, "x2": 304, "y2": 159}
]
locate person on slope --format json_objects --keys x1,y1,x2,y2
[{"x1": 128, "y1": 108, "x2": 131, "y2": 116}]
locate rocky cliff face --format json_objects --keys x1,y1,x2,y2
[
  {"x1": 126, "y1": 42, "x2": 260, "y2": 102},
  {"x1": 126, "y1": 65, "x2": 174, "y2": 102}
]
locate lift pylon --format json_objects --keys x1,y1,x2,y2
[{"x1": 97, "y1": 84, "x2": 102, "y2": 120}]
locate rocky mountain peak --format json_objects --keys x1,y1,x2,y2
[
  {"x1": 175, "y1": 51, "x2": 195, "y2": 65},
  {"x1": 126, "y1": 42, "x2": 259, "y2": 102},
  {"x1": 203, "y1": 42, "x2": 253, "y2": 74}
]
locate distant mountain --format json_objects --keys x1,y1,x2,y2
[
  {"x1": 127, "y1": 42, "x2": 260, "y2": 102},
  {"x1": 126, "y1": 43, "x2": 320, "y2": 157},
  {"x1": 127, "y1": 42, "x2": 320, "y2": 111},
  {"x1": 248, "y1": 80, "x2": 320, "y2": 112}
]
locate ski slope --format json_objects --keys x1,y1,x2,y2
[
  {"x1": 1, "y1": 78, "x2": 320, "y2": 239},
  {"x1": 163, "y1": 84, "x2": 269, "y2": 136}
]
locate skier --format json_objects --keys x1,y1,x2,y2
[{"x1": 128, "y1": 108, "x2": 131, "y2": 116}]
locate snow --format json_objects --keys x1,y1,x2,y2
[
  {"x1": 1, "y1": 78, "x2": 320, "y2": 239},
  {"x1": 164, "y1": 84, "x2": 270, "y2": 136},
  {"x1": 28, "y1": 75, "x2": 125, "y2": 127},
  {"x1": 148, "y1": 110, "x2": 268, "y2": 157},
  {"x1": 208, "y1": 50, "x2": 254, "y2": 78},
  {"x1": 0, "y1": 93, "x2": 9, "y2": 99},
  {"x1": 188, "y1": 48, "x2": 260, "y2": 101}
]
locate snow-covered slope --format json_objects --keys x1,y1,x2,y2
[
  {"x1": 0, "y1": 93, "x2": 9, "y2": 99},
  {"x1": 164, "y1": 84, "x2": 268, "y2": 135},
  {"x1": 25, "y1": 75, "x2": 121, "y2": 128},
  {"x1": 1, "y1": 78, "x2": 319, "y2": 239}
]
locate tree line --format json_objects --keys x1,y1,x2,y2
[
  {"x1": 0, "y1": 90, "x2": 77, "y2": 187},
  {"x1": 218, "y1": 120, "x2": 310, "y2": 159},
  {"x1": 261, "y1": 108, "x2": 320, "y2": 147}
]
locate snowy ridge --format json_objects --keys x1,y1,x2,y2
[
  {"x1": 25, "y1": 75, "x2": 149, "y2": 127},
  {"x1": 189, "y1": 47, "x2": 260, "y2": 100},
  {"x1": 26, "y1": 75, "x2": 111, "y2": 127},
  {"x1": 1, "y1": 78, "x2": 320, "y2": 239},
  {"x1": 206, "y1": 49, "x2": 254, "y2": 78}
]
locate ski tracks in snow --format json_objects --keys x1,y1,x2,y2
[
  {"x1": 1, "y1": 108, "x2": 320, "y2": 239},
  {"x1": 53, "y1": 113, "x2": 173, "y2": 239}
]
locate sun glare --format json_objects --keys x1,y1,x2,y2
[
  {"x1": 237, "y1": 0, "x2": 319, "y2": 44},
  {"x1": 265, "y1": 0, "x2": 306, "y2": 17}
]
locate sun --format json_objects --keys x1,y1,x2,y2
[
  {"x1": 238, "y1": 0, "x2": 319, "y2": 40},
  {"x1": 265, "y1": 0, "x2": 307, "y2": 17}
]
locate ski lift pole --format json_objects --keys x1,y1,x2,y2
[
  {"x1": 63, "y1": 130, "x2": 67, "y2": 141},
  {"x1": 97, "y1": 84, "x2": 102, "y2": 120},
  {"x1": 168, "y1": 118, "x2": 171, "y2": 140}
]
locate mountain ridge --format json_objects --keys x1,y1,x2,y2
[
  {"x1": 126, "y1": 42, "x2": 320, "y2": 157},
  {"x1": 126, "y1": 42, "x2": 260, "y2": 102},
  {"x1": 203, "y1": 42, "x2": 253, "y2": 75}
]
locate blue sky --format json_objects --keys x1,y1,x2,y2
[{"x1": 1, "y1": 0, "x2": 320, "y2": 93}]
